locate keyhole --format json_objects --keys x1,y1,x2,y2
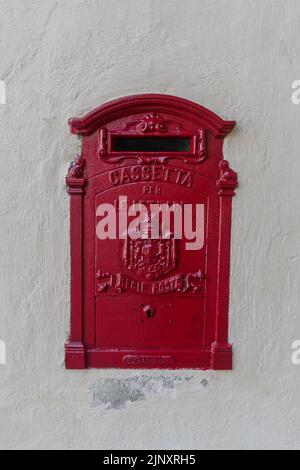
[
  {"x1": 146, "y1": 308, "x2": 152, "y2": 319},
  {"x1": 143, "y1": 305, "x2": 153, "y2": 319}
]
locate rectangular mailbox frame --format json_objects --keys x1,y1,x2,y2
[{"x1": 65, "y1": 94, "x2": 238, "y2": 370}]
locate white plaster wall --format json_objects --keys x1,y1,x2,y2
[{"x1": 0, "y1": 0, "x2": 300, "y2": 450}]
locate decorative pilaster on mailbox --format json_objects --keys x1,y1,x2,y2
[
  {"x1": 65, "y1": 94, "x2": 238, "y2": 370},
  {"x1": 212, "y1": 161, "x2": 238, "y2": 370},
  {"x1": 65, "y1": 157, "x2": 86, "y2": 369}
]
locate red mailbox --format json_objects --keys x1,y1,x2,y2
[{"x1": 65, "y1": 94, "x2": 238, "y2": 369}]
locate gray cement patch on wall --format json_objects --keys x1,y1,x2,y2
[{"x1": 91, "y1": 375, "x2": 208, "y2": 410}]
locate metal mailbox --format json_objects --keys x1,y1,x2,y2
[{"x1": 65, "y1": 94, "x2": 238, "y2": 369}]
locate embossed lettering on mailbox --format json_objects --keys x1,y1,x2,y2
[{"x1": 65, "y1": 94, "x2": 238, "y2": 369}]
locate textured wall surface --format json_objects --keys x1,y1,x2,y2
[{"x1": 0, "y1": 0, "x2": 300, "y2": 450}]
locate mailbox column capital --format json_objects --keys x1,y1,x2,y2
[
  {"x1": 216, "y1": 160, "x2": 238, "y2": 197},
  {"x1": 66, "y1": 177, "x2": 85, "y2": 194},
  {"x1": 66, "y1": 156, "x2": 85, "y2": 193}
]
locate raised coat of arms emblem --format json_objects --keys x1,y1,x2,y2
[{"x1": 123, "y1": 237, "x2": 176, "y2": 281}]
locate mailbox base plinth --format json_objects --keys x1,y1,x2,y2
[
  {"x1": 64, "y1": 346, "x2": 233, "y2": 370},
  {"x1": 65, "y1": 341, "x2": 85, "y2": 369},
  {"x1": 85, "y1": 349, "x2": 213, "y2": 369},
  {"x1": 211, "y1": 343, "x2": 232, "y2": 370}
]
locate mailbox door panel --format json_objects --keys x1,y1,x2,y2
[
  {"x1": 86, "y1": 167, "x2": 218, "y2": 352},
  {"x1": 96, "y1": 297, "x2": 204, "y2": 348}
]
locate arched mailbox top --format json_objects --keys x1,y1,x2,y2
[{"x1": 68, "y1": 94, "x2": 236, "y2": 138}]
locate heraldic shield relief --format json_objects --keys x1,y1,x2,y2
[
  {"x1": 65, "y1": 94, "x2": 238, "y2": 370},
  {"x1": 123, "y1": 236, "x2": 176, "y2": 281}
]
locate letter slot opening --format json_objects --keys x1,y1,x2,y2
[{"x1": 111, "y1": 135, "x2": 192, "y2": 153}]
